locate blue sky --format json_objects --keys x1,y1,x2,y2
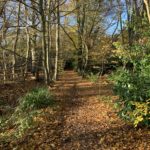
[
  {"x1": 106, "y1": 12, "x2": 127, "y2": 35},
  {"x1": 62, "y1": 0, "x2": 128, "y2": 36}
]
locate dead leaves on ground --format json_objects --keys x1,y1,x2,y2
[{"x1": 0, "y1": 71, "x2": 150, "y2": 149}]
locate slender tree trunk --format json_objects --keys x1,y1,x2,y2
[
  {"x1": 31, "y1": 1, "x2": 38, "y2": 79},
  {"x1": 117, "y1": 0, "x2": 124, "y2": 45},
  {"x1": 144, "y1": 0, "x2": 150, "y2": 24},
  {"x1": 39, "y1": 0, "x2": 50, "y2": 84},
  {"x1": 2, "y1": 50, "x2": 6, "y2": 83},
  {"x1": 76, "y1": 1, "x2": 87, "y2": 75},
  {"x1": 83, "y1": 42, "x2": 88, "y2": 73},
  {"x1": 2, "y1": 6, "x2": 7, "y2": 83},
  {"x1": 24, "y1": 3, "x2": 30, "y2": 78},
  {"x1": 77, "y1": 1, "x2": 83, "y2": 73},
  {"x1": 53, "y1": 0, "x2": 60, "y2": 80},
  {"x1": 31, "y1": 29, "x2": 37, "y2": 77},
  {"x1": 47, "y1": 0, "x2": 52, "y2": 80},
  {"x1": 125, "y1": 0, "x2": 133, "y2": 46},
  {"x1": 12, "y1": 2, "x2": 21, "y2": 80},
  {"x1": 25, "y1": 27, "x2": 30, "y2": 75}
]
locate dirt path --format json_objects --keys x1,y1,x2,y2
[
  {"x1": 52, "y1": 71, "x2": 150, "y2": 150},
  {"x1": 1, "y1": 71, "x2": 149, "y2": 150}
]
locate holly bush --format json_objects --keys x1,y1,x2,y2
[{"x1": 110, "y1": 48, "x2": 150, "y2": 127}]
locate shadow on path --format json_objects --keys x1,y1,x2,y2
[{"x1": 52, "y1": 71, "x2": 150, "y2": 150}]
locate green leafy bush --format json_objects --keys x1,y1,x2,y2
[
  {"x1": 20, "y1": 87, "x2": 54, "y2": 111},
  {"x1": 130, "y1": 101, "x2": 150, "y2": 127},
  {"x1": 110, "y1": 55, "x2": 150, "y2": 127},
  {"x1": 14, "y1": 87, "x2": 54, "y2": 135},
  {"x1": 0, "y1": 87, "x2": 55, "y2": 137}
]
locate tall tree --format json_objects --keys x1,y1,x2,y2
[
  {"x1": 53, "y1": 0, "x2": 60, "y2": 80},
  {"x1": 12, "y1": 2, "x2": 21, "y2": 80},
  {"x1": 39, "y1": 0, "x2": 51, "y2": 84}
]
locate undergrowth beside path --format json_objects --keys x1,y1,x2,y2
[{"x1": 0, "y1": 71, "x2": 150, "y2": 149}]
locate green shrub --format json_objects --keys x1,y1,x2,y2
[
  {"x1": 129, "y1": 101, "x2": 150, "y2": 127},
  {"x1": 14, "y1": 87, "x2": 55, "y2": 136},
  {"x1": 14, "y1": 110, "x2": 41, "y2": 137},
  {"x1": 0, "y1": 87, "x2": 55, "y2": 137},
  {"x1": 20, "y1": 87, "x2": 54, "y2": 111},
  {"x1": 110, "y1": 55, "x2": 150, "y2": 127}
]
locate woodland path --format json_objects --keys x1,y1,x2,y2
[
  {"x1": 2, "y1": 71, "x2": 149, "y2": 149},
  {"x1": 51, "y1": 71, "x2": 149, "y2": 150}
]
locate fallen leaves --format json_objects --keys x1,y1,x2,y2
[{"x1": 0, "y1": 71, "x2": 150, "y2": 149}]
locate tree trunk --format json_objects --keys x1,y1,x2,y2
[
  {"x1": 125, "y1": 0, "x2": 133, "y2": 46},
  {"x1": 25, "y1": 28, "x2": 30, "y2": 76},
  {"x1": 47, "y1": 0, "x2": 52, "y2": 80},
  {"x1": 12, "y1": 2, "x2": 21, "y2": 80},
  {"x1": 144, "y1": 0, "x2": 150, "y2": 24},
  {"x1": 117, "y1": 0, "x2": 124, "y2": 45},
  {"x1": 31, "y1": 1, "x2": 38, "y2": 79},
  {"x1": 39, "y1": 0, "x2": 50, "y2": 85},
  {"x1": 2, "y1": 50, "x2": 6, "y2": 83},
  {"x1": 2, "y1": 6, "x2": 7, "y2": 83},
  {"x1": 53, "y1": 0, "x2": 60, "y2": 81}
]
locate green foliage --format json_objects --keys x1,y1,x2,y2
[
  {"x1": 20, "y1": 87, "x2": 54, "y2": 111},
  {"x1": 0, "y1": 87, "x2": 55, "y2": 137},
  {"x1": 86, "y1": 72, "x2": 99, "y2": 83},
  {"x1": 129, "y1": 101, "x2": 150, "y2": 127},
  {"x1": 110, "y1": 54, "x2": 150, "y2": 127}
]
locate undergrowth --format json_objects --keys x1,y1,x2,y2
[
  {"x1": 110, "y1": 43, "x2": 150, "y2": 127},
  {"x1": 0, "y1": 87, "x2": 55, "y2": 139},
  {"x1": 86, "y1": 72, "x2": 99, "y2": 83}
]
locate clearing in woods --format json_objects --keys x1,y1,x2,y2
[{"x1": 0, "y1": 71, "x2": 149, "y2": 149}]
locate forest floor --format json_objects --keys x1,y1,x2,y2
[{"x1": 0, "y1": 71, "x2": 150, "y2": 150}]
